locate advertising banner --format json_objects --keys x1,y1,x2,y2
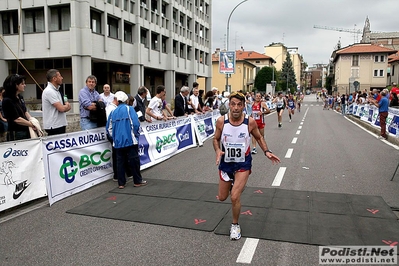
[
  {"x1": 0, "y1": 139, "x2": 46, "y2": 212},
  {"x1": 192, "y1": 112, "x2": 215, "y2": 145},
  {"x1": 219, "y1": 51, "x2": 236, "y2": 74},
  {"x1": 140, "y1": 116, "x2": 197, "y2": 170},
  {"x1": 42, "y1": 128, "x2": 113, "y2": 206}
]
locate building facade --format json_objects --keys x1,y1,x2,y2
[
  {"x1": 0, "y1": 0, "x2": 212, "y2": 105},
  {"x1": 330, "y1": 43, "x2": 397, "y2": 95}
]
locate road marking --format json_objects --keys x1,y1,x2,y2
[
  {"x1": 300, "y1": 122, "x2": 303, "y2": 125},
  {"x1": 272, "y1": 167, "x2": 286, "y2": 186},
  {"x1": 236, "y1": 238, "x2": 259, "y2": 264},
  {"x1": 285, "y1": 148, "x2": 293, "y2": 158},
  {"x1": 298, "y1": 126, "x2": 302, "y2": 129},
  {"x1": 292, "y1": 137, "x2": 298, "y2": 144},
  {"x1": 0, "y1": 200, "x2": 48, "y2": 224},
  {"x1": 296, "y1": 130, "x2": 301, "y2": 135}
]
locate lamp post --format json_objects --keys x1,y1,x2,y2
[
  {"x1": 271, "y1": 53, "x2": 284, "y2": 93},
  {"x1": 225, "y1": 0, "x2": 248, "y2": 92}
]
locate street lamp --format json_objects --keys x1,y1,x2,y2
[
  {"x1": 225, "y1": 0, "x2": 249, "y2": 92},
  {"x1": 271, "y1": 53, "x2": 284, "y2": 93}
]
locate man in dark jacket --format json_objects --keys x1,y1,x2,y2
[
  {"x1": 134, "y1": 86, "x2": 151, "y2": 122},
  {"x1": 174, "y1": 86, "x2": 190, "y2": 117}
]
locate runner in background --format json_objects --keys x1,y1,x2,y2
[{"x1": 287, "y1": 94, "x2": 296, "y2": 122}]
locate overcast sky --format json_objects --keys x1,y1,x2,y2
[{"x1": 211, "y1": 0, "x2": 399, "y2": 67}]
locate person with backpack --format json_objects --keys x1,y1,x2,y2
[{"x1": 219, "y1": 92, "x2": 230, "y2": 115}]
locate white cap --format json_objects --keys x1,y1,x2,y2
[
  {"x1": 212, "y1": 87, "x2": 218, "y2": 91},
  {"x1": 224, "y1": 92, "x2": 230, "y2": 97},
  {"x1": 114, "y1": 91, "x2": 128, "y2": 103}
]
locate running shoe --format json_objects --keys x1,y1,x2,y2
[
  {"x1": 289, "y1": 119, "x2": 291, "y2": 122},
  {"x1": 278, "y1": 123, "x2": 282, "y2": 128},
  {"x1": 251, "y1": 148, "x2": 257, "y2": 154},
  {"x1": 230, "y1": 224, "x2": 241, "y2": 240}
]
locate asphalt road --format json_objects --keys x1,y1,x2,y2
[{"x1": 1, "y1": 95, "x2": 399, "y2": 266}]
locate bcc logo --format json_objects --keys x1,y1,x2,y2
[{"x1": 59, "y1": 150, "x2": 111, "y2": 183}]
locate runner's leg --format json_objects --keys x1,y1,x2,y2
[{"x1": 230, "y1": 171, "x2": 250, "y2": 224}]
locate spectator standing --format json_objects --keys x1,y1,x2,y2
[
  {"x1": 198, "y1": 89, "x2": 205, "y2": 109},
  {"x1": 42, "y1": 69, "x2": 71, "y2": 135},
  {"x1": 2, "y1": 74, "x2": 36, "y2": 141},
  {"x1": 134, "y1": 86, "x2": 151, "y2": 122},
  {"x1": 369, "y1": 90, "x2": 389, "y2": 139},
  {"x1": 99, "y1": 84, "x2": 114, "y2": 107},
  {"x1": 188, "y1": 87, "x2": 202, "y2": 114},
  {"x1": 341, "y1": 93, "x2": 347, "y2": 115},
  {"x1": 174, "y1": 86, "x2": 190, "y2": 117},
  {"x1": 203, "y1": 91, "x2": 215, "y2": 112},
  {"x1": 146, "y1": 85, "x2": 167, "y2": 121},
  {"x1": 79, "y1": 75, "x2": 100, "y2": 130},
  {"x1": 390, "y1": 92, "x2": 398, "y2": 107},
  {"x1": 106, "y1": 91, "x2": 147, "y2": 189},
  {"x1": 0, "y1": 87, "x2": 8, "y2": 141},
  {"x1": 390, "y1": 83, "x2": 399, "y2": 101}
]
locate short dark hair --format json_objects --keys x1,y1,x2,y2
[
  {"x1": 193, "y1": 82, "x2": 199, "y2": 88},
  {"x1": 156, "y1": 85, "x2": 165, "y2": 94},
  {"x1": 137, "y1": 86, "x2": 147, "y2": 96},
  {"x1": 86, "y1": 75, "x2": 97, "y2": 83},
  {"x1": 46, "y1": 69, "x2": 59, "y2": 82}
]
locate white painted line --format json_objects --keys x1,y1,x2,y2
[
  {"x1": 272, "y1": 167, "x2": 286, "y2": 186},
  {"x1": 296, "y1": 130, "x2": 301, "y2": 135},
  {"x1": 285, "y1": 148, "x2": 293, "y2": 158},
  {"x1": 344, "y1": 116, "x2": 399, "y2": 150},
  {"x1": 236, "y1": 238, "x2": 259, "y2": 264},
  {"x1": 292, "y1": 137, "x2": 298, "y2": 144},
  {"x1": 300, "y1": 122, "x2": 304, "y2": 125},
  {"x1": 0, "y1": 200, "x2": 48, "y2": 224},
  {"x1": 298, "y1": 126, "x2": 302, "y2": 129}
]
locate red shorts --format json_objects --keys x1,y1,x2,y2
[{"x1": 256, "y1": 121, "x2": 265, "y2": 129}]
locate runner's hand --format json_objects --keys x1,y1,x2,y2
[{"x1": 215, "y1": 150, "x2": 225, "y2": 165}]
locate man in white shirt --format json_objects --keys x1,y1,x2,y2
[
  {"x1": 99, "y1": 84, "x2": 115, "y2": 107},
  {"x1": 146, "y1": 85, "x2": 168, "y2": 121},
  {"x1": 42, "y1": 69, "x2": 71, "y2": 135},
  {"x1": 188, "y1": 87, "x2": 202, "y2": 114}
]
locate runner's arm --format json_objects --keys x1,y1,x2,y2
[{"x1": 213, "y1": 116, "x2": 225, "y2": 165}]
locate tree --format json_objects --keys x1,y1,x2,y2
[
  {"x1": 254, "y1": 66, "x2": 274, "y2": 91},
  {"x1": 280, "y1": 52, "x2": 297, "y2": 93}
]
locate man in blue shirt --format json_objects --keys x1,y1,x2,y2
[
  {"x1": 79, "y1": 75, "x2": 100, "y2": 130},
  {"x1": 369, "y1": 90, "x2": 389, "y2": 139},
  {"x1": 106, "y1": 91, "x2": 147, "y2": 189}
]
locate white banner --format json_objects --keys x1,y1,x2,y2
[
  {"x1": 0, "y1": 139, "x2": 46, "y2": 212},
  {"x1": 42, "y1": 128, "x2": 113, "y2": 206},
  {"x1": 349, "y1": 104, "x2": 399, "y2": 139},
  {"x1": 139, "y1": 116, "x2": 197, "y2": 170},
  {"x1": 192, "y1": 111, "x2": 216, "y2": 146}
]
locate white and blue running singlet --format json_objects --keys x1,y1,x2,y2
[
  {"x1": 287, "y1": 99, "x2": 295, "y2": 109},
  {"x1": 276, "y1": 98, "x2": 284, "y2": 108},
  {"x1": 219, "y1": 114, "x2": 252, "y2": 174}
]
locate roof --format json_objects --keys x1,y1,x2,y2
[
  {"x1": 332, "y1": 43, "x2": 397, "y2": 62},
  {"x1": 337, "y1": 44, "x2": 397, "y2": 55},
  {"x1": 388, "y1": 53, "x2": 399, "y2": 64},
  {"x1": 212, "y1": 50, "x2": 272, "y2": 62}
]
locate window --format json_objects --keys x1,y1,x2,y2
[
  {"x1": 50, "y1": 6, "x2": 71, "y2": 31},
  {"x1": 25, "y1": 8, "x2": 45, "y2": 33},
  {"x1": 130, "y1": 1, "x2": 135, "y2": 13},
  {"x1": 124, "y1": 22, "x2": 133, "y2": 43},
  {"x1": 161, "y1": 2, "x2": 167, "y2": 17},
  {"x1": 151, "y1": 32, "x2": 159, "y2": 50},
  {"x1": 374, "y1": 69, "x2": 384, "y2": 77},
  {"x1": 173, "y1": 40, "x2": 177, "y2": 54},
  {"x1": 1, "y1": 10, "x2": 18, "y2": 34},
  {"x1": 108, "y1": 16, "x2": 119, "y2": 39},
  {"x1": 374, "y1": 55, "x2": 385, "y2": 62},
  {"x1": 351, "y1": 68, "x2": 359, "y2": 78},
  {"x1": 91, "y1": 10, "x2": 102, "y2": 34},
  {"x1": 180, "y1": 43, "x2": 185, "y2": 58},
  {"x1": 187, "y1": 45, "x2": 192, "y2": 59},
  {"x1": 151, "y1": 0, "x2": 158, "y2": 12},
  {"x1": 162, "y1": 36, "x2": 168, "y2": 53},
  {"x1": 140, "y1": 28, "x2": 148, "y2": 46},
  {"x1": 352, "y1": 55, "x2": 359, "y2": 67},
  {"x1": 115, "y1": 0, "x2": 120, "y2": 7},
  {"x1": 124, "y1": 0, "x2": 129, "y2": 11}
]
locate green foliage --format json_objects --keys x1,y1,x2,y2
[
  {"x1": 280, "y1": 52, "x2": 297, "y2": 93},
  {"x1": 325, "y1": 76, "x2": 333, "y2": 94},
  {"x1": 254, "y1": 66, "x2": 274, "y2": 91}
]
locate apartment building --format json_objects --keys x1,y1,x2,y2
[
  {"x1": 330, "y1": 43, "x2": 397, "y2": 95},
  {"x1": 0, "y1": 0, "x2": 212, "y2": 104}
]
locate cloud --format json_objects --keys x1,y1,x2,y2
[{"x1": 211, "y1": 0, "x2": 399, "y2": 66}]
